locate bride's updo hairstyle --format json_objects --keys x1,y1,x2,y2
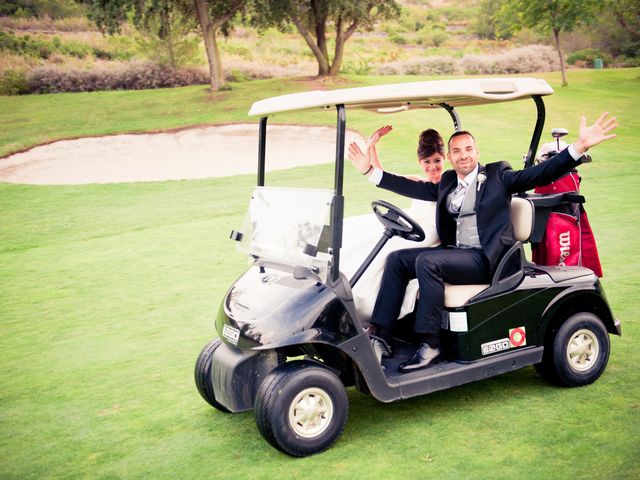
[{"x1": 417, "y1": 128, "x2": 444, "y2": 159}]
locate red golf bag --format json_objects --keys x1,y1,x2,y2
[{"x1": 531, "y1": 171, "x2": 603, "y2": 277}]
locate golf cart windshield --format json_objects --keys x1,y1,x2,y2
[{"x1": 237, "y1": 187, "x2": 334, "y2": 269}]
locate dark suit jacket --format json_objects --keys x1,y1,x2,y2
[{"x1": 378, "y1": 148, "x2": 582, "y2": 272}]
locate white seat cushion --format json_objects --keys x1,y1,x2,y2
[
  {"x1": 444, "y1": 283, "x2": 489, "y2": 307},
  {"x1": 510, "y1": 196, "x2": 534, "y2": 242}
]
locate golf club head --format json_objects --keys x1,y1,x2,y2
[
  {"x1": 551, "y1": 128, "x2": 569, "y2": 139},
  {"x1": 551, "y1": 128, "x2": 569, "y2": 151}
]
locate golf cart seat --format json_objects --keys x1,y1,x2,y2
[{"x1": 443, "y1": 196, "x2": 534, "y2": 307}]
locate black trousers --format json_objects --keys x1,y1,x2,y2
[{"x1": 370, "y1": 246, "x2": 490, "y2": 336}]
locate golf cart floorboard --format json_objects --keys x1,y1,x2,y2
[{"x1": 380, "y1": 340, "x2": 544, "y2": 400}]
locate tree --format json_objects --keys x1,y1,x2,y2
[
  {"x1": 193, "y1": 0, "x2": 244, "y2": 90},
  {"x1": 498, "y1": 0, "x2": 601, "y2": 86},
  {"x1": 610, "y1": 0, "x2": 640, "y2": 38},
  {"x1": 255, "y1": 0, "x2": 400, "y2": 77},
  {"x1": 82, "y1": 0, "x2": 245, "y2": 91},
  {"x1": 472, "y1": 0, "x2": 511, "y2": 40},
  {"x1": 585, "y1": 7, "x2": 640, "y2": 59},
  {"x1": 133, "y1": 4, "x2": 201, "y2": 69}
]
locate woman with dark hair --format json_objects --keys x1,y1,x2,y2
[
  {"x1": 366, "y1": 125, "x2": 444, "y2": 183},
  {"x1": 341, "y1": 125, "x2": 445, "y2": 320}
]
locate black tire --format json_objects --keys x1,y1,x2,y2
[
  {"x1": 254, "y1": 361, "x2": 348, "y2": 457},
  {"x1": 194, "y1": 338, "x2": 231, "y2": 413},
  {"x1": 535, "y1": 312, "x2": 610, "y2": 387}
]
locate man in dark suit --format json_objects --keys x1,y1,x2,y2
[{"x1": 348, "y1": 112, "x2": 617, "y2": 372}]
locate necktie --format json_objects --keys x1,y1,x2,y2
[{"x1": 450, "y1": 181, "x2": 467, "y2": 213}]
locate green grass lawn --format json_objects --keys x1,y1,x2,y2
[{"x1": 1, "y1": 69, "x2": 639, "y2": 479}]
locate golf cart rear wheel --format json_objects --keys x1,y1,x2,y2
[
  {"x1": 194, "y1": 338, "x2": 231, "y2": 413},
  {"x1": 254, "y1": 361, "x2": 348, "y2": 457},
  {"x1": 535, "y1": 312, "x2": 610, "y2": 387}
]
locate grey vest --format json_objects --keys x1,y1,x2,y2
[{"x1": 453, "y1": 175, "x2": 481, "y2": 249}]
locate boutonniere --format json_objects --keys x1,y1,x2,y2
[{"x1": 477, "y1": 171, "x2": 487, "y2": 191}]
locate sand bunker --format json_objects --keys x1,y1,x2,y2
[{"x1": 0, "y1": 124, "x2": 364, "y2": 185}]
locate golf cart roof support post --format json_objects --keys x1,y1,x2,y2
[
  {"x1": 438, "y1": 103, "x2": 462, "y2": 131},
  {"x1": 257, "y1": 116, "x2": 268, "y2": 186},
  {"x1": 524, "y1": 95, "x2": 546, "y2": 170},
  {"x1": 331, "y1": 104, "x2": 346, "y2": 283},
  {"x1": 350, "y1": 231, "x2": 393, "y2": 288}
]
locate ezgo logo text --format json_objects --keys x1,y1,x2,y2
[{"x1": 482, "y1": 326, "x2": 527, "y2": 355}]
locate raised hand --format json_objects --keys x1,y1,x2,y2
[
  {"x1": 575, "y1": 112, "x2": 618, "y2": 154},
  {"x1": 347, "y1": 142, "x2": 371, "y2": 174},
  {"x1": 366, "y1": 125, "x2": 393, "y2": 150}
]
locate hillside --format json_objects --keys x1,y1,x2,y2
[{"x1": 0, "y1": 0, "x2": 638, "y2": 95}]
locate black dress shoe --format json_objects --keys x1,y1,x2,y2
[
  {"x1": 399, "y1": 343, "x2": 440, "y2": 372},
  {"x1": 370, "y1": 335, "x2": 393, "y2": 365}
]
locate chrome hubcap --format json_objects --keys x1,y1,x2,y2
[
  {"x1": 566, "y1": 328, "x2": 599, "y2": 372},
  {"x1": 288, "y1": 387, "x2": 334, "y2": 438}
]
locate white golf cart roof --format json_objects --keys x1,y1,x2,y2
[{"x1": 248, "y1": 77, "x2": 553, "y2": 117}]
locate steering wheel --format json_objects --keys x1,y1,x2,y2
[{"x1": 372, "y1": 199, "x2": 425, "y2": 242}]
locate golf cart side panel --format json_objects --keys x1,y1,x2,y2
[
  {"x1": 537, "y1": 276, "x2": 619, "y2": 339},
  {"x1": 211, "y1": 342, "x2": 278, "y2": 412},
  {"x1": 441, "y1": 269, "x2": 563, "y2": 362},
  {"x1": 442, "y1": 289, "x2": 557, "y2": 362},
  {"x1": 216, "y1": 265, "x2": 359, "y2": 350},
  {"x1": 442, "y1": 266, "x2": 608, "y2": 362}
]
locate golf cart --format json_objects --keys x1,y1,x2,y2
[{"x1": 195, "y1": 78, "x2": 621, "y2": 457}]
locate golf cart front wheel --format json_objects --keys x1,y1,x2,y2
[
  {"x1": 536, "y1": 312, "x2": 610, "y2": 387},
  {"x1": 254, "y1": 361, "x2": 348, "y2": 457},
  {"x1": 194, "y1": 338, "x2": 231, "y2": 413}
]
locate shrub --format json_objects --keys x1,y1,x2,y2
[
  {"x1": 613, "y1": 55, "x2": 640, "y2": 67},
  {"x1": 0, "y1": 31, "x2": 49, "y2": 58},
  {"x1": 92, "y1": 47, "x2": 133, "y2": 61},
  {"x1": 377, "y1": 46, "x2": 560, "y2": 76},
  {"x1": 129, "y1": 8, "x2": 204, "y2": 69},
  {"x1": 398, "y1": 12, "x2": 417, "y2": 32},
  {"x1": 460, "y1": 45, "x2": 559, "y2": 75},
  {"x1": 0, "y1": 30, "x2": 137, "y2": 63},
  {"x1": 389, "y1": 33, "x2": 408, "y2": 45},
  {"x1": 56, "y1": 37, "x2": 91, "y2": 58},
  {"x1": 341, "y1": 56, "x2": 375, "y2": 75},
  {"x1": 26, "y1": 62, "x2": 209, "y2": 93},
  {"x1": 0, "y1": 68, "x2": 29, "y2": 95},
  {"x1": 0, "y1": 0, "x2": 85, "y2": 19},
  {"x1": 0, "y1": 15, "x2": 95, "y2": 32},
  {"x1": 416, "y1": 28, "x2": 449, "y2": 47},
  {"x1": 436, "y1": 6, "x2": 468, "y2": 22},
  {"x1": 567, "y1": 49, "x2": 613, "y2": 67},
  {"x1": 377, "y1": 56, "x2": 459, "y2": 75},
  {"x1": 105, "y1": 35, "x2": 139, "y2": 61},
  {"x1": 0, "y1": 31, "x2": 89, "y2": 59},
  {"x1": 221, "y1": 42, "x2": 252, "y2": 58},
  {"x1": 382, "y1": 25, "x2": 402, "y2": 37},
  {"x1": 134, "y1": 32, "x2": 201, "y2": 68},
  {"x1": 0, "y1": 52, "x2": 34, "y2": 74},
  {"x1": 223, "y1": 58, "x2": 316, "y2": 79},
  {"x1": 227, "y1": 69, "x2": 250, "y2": 82},
  {"x1": 431, "y1": 30, "x2": 449, "y2": 47}
]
